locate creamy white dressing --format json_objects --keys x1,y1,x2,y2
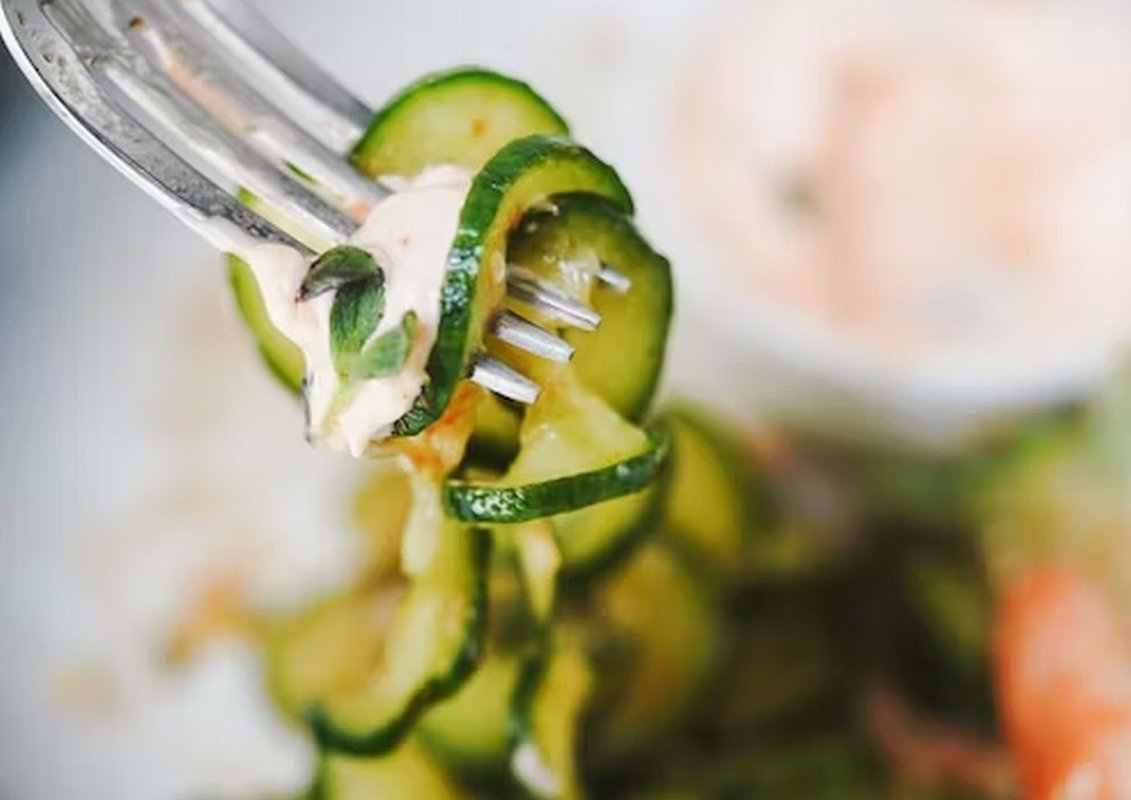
[{"x1": 242, "y1": 165, "x2": 472, "y2": 457}]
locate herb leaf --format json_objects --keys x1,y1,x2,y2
[
  {"x1": 354, "y1": 311, "x2": 419, "y2": 380},
  {"x1": 330, "y1": 280, "x2": 386, "y2": 376},
  {"x1": 299, "y1": 246, "x2": 382, "y2": 301}
]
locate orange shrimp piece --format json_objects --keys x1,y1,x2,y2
[{"x1": 994, "y1": 566, "x2": 1131, "y2": 799}]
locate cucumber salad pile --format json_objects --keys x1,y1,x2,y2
[
  {"x1": 223, "y1": 69, "x2": 1033, "y2": 800},
  {"x1": 229, "y1": 67, "x2": 690, "y2": 797}
]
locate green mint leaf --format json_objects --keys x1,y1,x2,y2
[
  {"x1": 299, "y1": 245, "x2": 382, "y2": 301},
  {"x1": 354, "y1": 311, "x2": 419, "y2": 380},
  {"x1": 330, "y1": 280, "x2": 386, "y2": 377}
]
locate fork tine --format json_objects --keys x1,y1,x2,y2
[
  {"x1": 185, "y1": 0, "x2": 370, "y2": 152},
  {"x1": 505, "y1": 267, "x2": 602, "y2": 331},
  {"x1": 598, "y1": 264, "x2": 632, "y2": 293},
  {"x1": 492, "y1": 310, "x2": 574, "y2": 363},
  {"x1": 90, "y1": 28, "x2": 358, "y2": 247},
  {"x1": 35, "y1": 0, "x2": 350, "y2": 248},
  {"x1": 470, "y1": 356, "x2": 541, "y2": 405},
  {"x1": 110, "y1": 0, "x2": 383, "y2": 216},
  {"x1": 2, "y1": 0, "x2": 312, "y2": 257}
]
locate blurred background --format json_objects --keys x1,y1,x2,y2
[{"x1": 2, "y1": 1, "x2": 1131, "y2": 798}]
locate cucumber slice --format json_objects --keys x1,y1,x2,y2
[
  {"x1": 308, "y1": 521, "x2": 491, "y2": 756},
  {"x1": 444, "y1": 373, "x2": 669, "y2": 579},
  {"x1": 351, "y1": 68, "x2": 570, "y2": 179},
  {"x1": 416, "y1": 551, "x2": 543, "y2": 776},
  {"x1": 510, "y1": 640, "x2": 593, "y2": 800},
  {"x1": 351, "y1": 460, "x2": 414, "y2": 581},
  {"x1": 263, "y1": 589, "x2": 391, "y2": 722},
  {"x1": 227, "y1": 254, "x2": 305, "y2": 396},
  {"x1": 317, "y1": 743, "x2": 467, "y2": 800},
  {"x1": 416, "y1": 653, "x2": 520, "y2": 773},
  {"x1": 661, "y1": 407, "x2": 750, "y2": 576},
  {"x1": 508, "y1": 195, "x2": 673, "y2": 421},
  {"x1": 394, "y1": 135, "x2": 634, "y2": 436},
  {"x1": 465, "y1": 393, "x2": 522, "y2": 470},
  {"x1": 590, "y1": 542, "x2": 723, "y2": 762},
  {"x1": 443, "y1": 427, "x2": 669, "y2": 524}
]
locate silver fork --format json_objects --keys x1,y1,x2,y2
[{"x1": 0, "y1": 0, "x2": 630, "y2": 404}]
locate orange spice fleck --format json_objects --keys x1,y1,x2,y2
[{"x1": 163, "y1": 575, "x2": 256, "y2": 665}]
